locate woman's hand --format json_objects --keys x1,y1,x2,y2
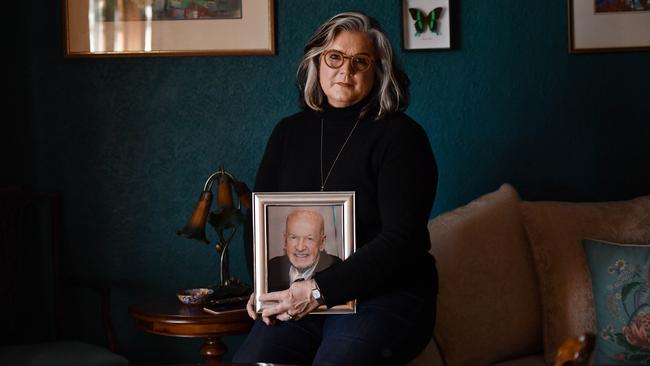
[
  {"x1": 245, "y1": 292, "x2": 257, "y2": 320},
  {"x1": 258, "y1": 279, "x2": 321, "y2": 325}
]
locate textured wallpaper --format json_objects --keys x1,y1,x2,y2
[{"x1": 20, "y1": 0, "x2": 650, "y2": 362}]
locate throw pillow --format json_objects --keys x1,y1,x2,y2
[
  {"x1": 584, "y1": 239, "x2": 650, "y2": 365},
  {"x1": 520, "y1": 195, "x2": 650, "y2": 364},
  {"x1": 423, "y1": 184, "x2": 543, "y2": 366}
]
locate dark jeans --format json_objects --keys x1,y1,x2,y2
[{"x1": 232, "y1": 290, "x2": 436, "y2": 366}]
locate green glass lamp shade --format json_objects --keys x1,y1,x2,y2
[{"x1": 208, "y1": 207, "x2": 244, "y2": 231}]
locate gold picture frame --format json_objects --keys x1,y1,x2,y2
[
  {"x1": 252, "y1": 192, "x2": 356, "y2": 314},
  {"x1": 63, "y1": 0, "x2": 275, "y2": 57},
  {"x1": 568, "y1": 0, "x2": 650, "y2": 53}
]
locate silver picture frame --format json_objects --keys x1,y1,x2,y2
[{"x1": 253, "y1": 191, "x2": 356, "y2": 314}]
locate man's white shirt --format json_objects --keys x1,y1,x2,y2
[{"x1": 288, "y1": 254, "x2": 321, "y2": 283}]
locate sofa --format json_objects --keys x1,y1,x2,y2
[{"x1": 408, "y1": 184, "x2": 650, "y2": 366}]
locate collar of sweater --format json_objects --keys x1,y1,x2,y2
[{"x1": 320, "y1": 97, "x2": 372, "y2": 122}]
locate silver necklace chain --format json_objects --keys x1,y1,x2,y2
[{"x1": 320, "y1": 117, "x2": 360, "y2": 191}]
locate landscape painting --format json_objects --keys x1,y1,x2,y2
[
  {"x1": 595, "y1": 0, "x2": 650, "y2": 12},
  {"x1": 94, "y1": 0, "x2": 242, "y2": 21}
]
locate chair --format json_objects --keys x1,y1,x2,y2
[{"x1": 0, "y1": 188, "x2": 128, "y2": 366}]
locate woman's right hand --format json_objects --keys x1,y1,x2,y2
[{"x1": 246, "y1": 292, "x2": 257, "y2": 320}]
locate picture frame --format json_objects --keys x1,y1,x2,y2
[
  {"x1": 401, "y1": 0, "x2": 451, "y2": 51},
  {"x1": 63, "y1": 0, "x2": 275, "y2": 57},
  {"x1": 568, "y1": 0, "x2": 650, "y2": 53},
  {"x1": 252, "y1": 192, "x2": 356, "y2": 314}
]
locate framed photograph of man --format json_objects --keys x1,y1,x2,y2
[{"x1": 252, "y1": 192, "x2": 356, "y2": 314}]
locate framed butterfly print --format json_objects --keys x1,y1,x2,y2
[
  {"x1": 63, "y1": 0, "x2": 275, "y2": 57},
  {"x1": 401, "y1": 0, "x2": 451, "y2": 50},
  {"x1": 568, "y1": 0, "x2": 650, "y2": 53}
]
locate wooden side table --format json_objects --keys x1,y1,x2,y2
[{"x1": 129, "y1": 295, "x2": 253, "y2": 365}]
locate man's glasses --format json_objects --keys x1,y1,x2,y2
[{"x1": 321, "y1": 50, "x2": 373, "y2": 72}]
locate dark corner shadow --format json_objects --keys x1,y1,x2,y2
[
  {"x1": 272, "y1": 0, "x2": 279, "y2": 55},
  {"x1": 450, "y1": 0, "x2": 462, "y2": 51}
]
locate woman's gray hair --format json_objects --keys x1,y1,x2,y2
[{"x1": 297, "y1": 12, "x2": 409, "y2": 119}]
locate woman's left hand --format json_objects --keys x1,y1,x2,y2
[{"x1": 259, "y1": 279, "x2": 321, "y2": 325}]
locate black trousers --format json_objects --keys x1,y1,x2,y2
[{"x1": 232, "y1": 289, "x2": 436, "y2": 366}]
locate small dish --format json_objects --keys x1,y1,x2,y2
[{"x1": 176, "y1": 288, "x2": 214, "y2": 305}]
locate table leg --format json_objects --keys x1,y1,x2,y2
[{"x1": 200, "y1": 337, "x2": 227, "y2": 365}]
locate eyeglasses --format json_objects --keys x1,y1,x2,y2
[{"x1": 321, "y1": 50, "x2": 373, "y2": 72}]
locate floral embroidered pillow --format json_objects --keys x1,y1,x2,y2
[{"x1": 583, "y1": 239, "x2": 650, "y2": 365}]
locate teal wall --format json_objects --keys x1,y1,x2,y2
[{"x1": 15, "y1": 0, "x2": 649, "y2": 363}]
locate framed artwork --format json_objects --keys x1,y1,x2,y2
[
  {"x1": 401, "y1": 0, "x2": 451, "y2": 50},
  {"x1": 568, "y1": 0, "x2": 650, "y2": 53},
  {"x1": 252, "y1": 192, "x2": 356, "y2": 314},
  {"x1": 63, "y1": 0, "x2": 275, "y2": 57}
]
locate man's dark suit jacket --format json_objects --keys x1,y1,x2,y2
[{"x1": 267, "y1": 252, "x2": 342, "y2": 292}]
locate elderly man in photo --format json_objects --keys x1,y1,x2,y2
[{"x1": 268, "y1": 209, "x2": 341, "y2": 292}]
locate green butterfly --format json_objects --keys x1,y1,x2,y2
[{"x1": 408, "y1": 7, "x2": 443, "y2": 36}]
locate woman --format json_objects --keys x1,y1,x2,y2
[{"x1": 234, "y1": 12, "x2": 438, "y2": 365}]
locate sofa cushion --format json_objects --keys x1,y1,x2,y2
[
  {"x1": 427, "y1": 184, "x2": 543, "y2": 366},
  {"x1": 520, "y1": 196, "x2": 650, "y2": 364},
  {"x1": 407, "y1": 338, "x2": 445, "y2": 366},
  {"x1": 490, "y1": 353, "x2": 545, "y2": 366},
  {"x1": 583, "y1": 239, "x2": 650, "y2": 365}
]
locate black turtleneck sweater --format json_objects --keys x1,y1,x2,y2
[{"x1": 251, "y1": 102, "x2": 438, "y2": 307}]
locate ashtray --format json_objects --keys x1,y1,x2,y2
[{"x1": 176, "y1": 288, "x2": 214, "y2": 305}]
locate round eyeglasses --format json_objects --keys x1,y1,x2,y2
[{"x1": 321, "y1": 50, "x2": 373, "y2": 72}]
